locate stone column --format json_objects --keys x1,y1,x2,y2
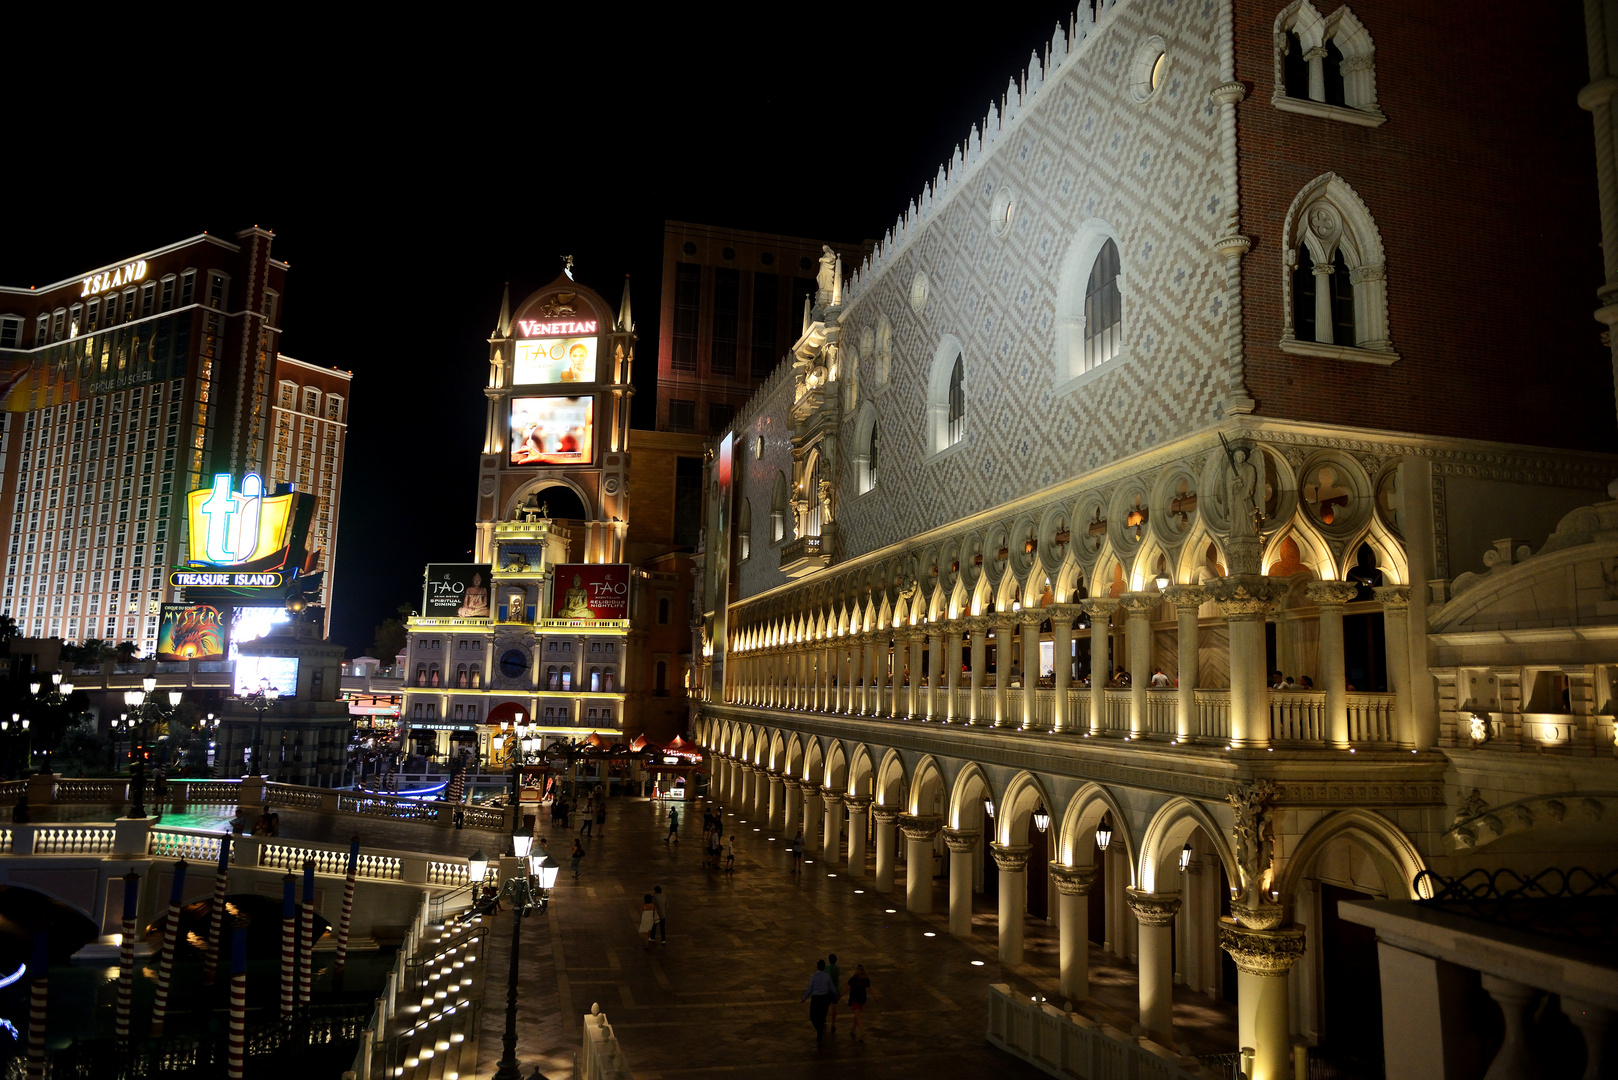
[
  {"x1": 899, "y1": 815, "x2": 942, "y2": 913},
  {"x1": 1083, "y1": 599, "x2": 1118, "y2": 735},
  {"x1": 802, "y1": 784, "x2": 823, "y2": 853},
  {"x1": 1126, "y1": 888, "x2": 1183, "y2": 1046},
  {"x1": 1164, "y1": 585, "x2": 1207, "y2": 742},
  {"x1": 820, "y1": 785, "x2": 843, "y2": 865},
  {"x1": 1210, "y1": 578, "x2": 1283, "y2": 748},
  {"x1": 872, "y1": 806, "x2": 900, "y2": 894},
  {"x1": 966, "y1": 617, "x2": 991, "y2": 725},
  {"x1": 1050, "y1": 604, "x2": 1076, "y2": 731},
  {"x1": 783, "y1": 779, "x2": 801, "y2": 837},
  {"x1": 1218, "y1": 919, "x2": 1306, "y2": 1080},
  {"x1": 845, "y1": 795, "x2": 871, "y2": 878},
  {"x1": 991, "y1": 842, "x2": 1032, "y2": 964},
  {"x1": 873, "y1": 633, "x2": 892, "y2": 718},
  {"x1": 1021, "y1": 610, "x2": 1043, "y2": 728},
  {"x1": 945, "y1": 622, "x2": 963, "y2": 721},
  {"x1": 822, "y1": 644, "x2": 835, "y2": 711},
  {"x1": 993, "y1": 614, "x2": 1017, "y2": 727},
  {"x1": 927, "y1": 627, "x2": 946, "y2": 720},
  {"x1": 838, "y1": 640, "x2": 853, "y2": 713},
  {"x1": 767, "y1": 771, "x2": 784, "y2": 830},
  {"x1": 1051, "y1": 865, "x2": 1097, "y2": 1002},
  {"x1": 1376, "y1": 586, "x2": 1415, "y2": 747},
  {"x1": 943, "y1": 828, "x2": 980, "y2": 937},
  {"x1": 1121, "y1": 593, "x2": 1155, "y2": 738},
  {"x1": 1305, "y1": 581, "x2": 1358, "y2": 747},
  {"x1": 740, "y1": 765, "x2": 756, "y2": 817},
  {"x1": 862, "y1": 634, "x2": 879, "y2": 716},
  {"x1": 908, "y1": 630, "x2": 925, "y2": 719},
  {"x1": 723, "y1": 757, "x2": 739, "y2": 804}
]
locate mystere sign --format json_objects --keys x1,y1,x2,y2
[{"x1": 551, "y1": 564, "x2": 630, "y2": 620}]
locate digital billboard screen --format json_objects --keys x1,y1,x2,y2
[
  {"x1": 551, "y1": 563, "x2": 630, "y2": 620},
  {"x1": 510, "y1": 397, "x2": 592, "y2": 466},
  {"x1": 156, "y1": 604, "x2": 228, "y2": 662},
  {"x1": 423, "y1": 564, "x2": 493, "y2": 618},
  {"x1": 513, "y1": 336, "x2": 597, "y2": 385},
  {"x1": 234, "y1": 655, "x2": 299, "y2": 698}
]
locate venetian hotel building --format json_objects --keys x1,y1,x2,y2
[{"x1": 0, "y1": 228, "x2": 348, "y2": 651}]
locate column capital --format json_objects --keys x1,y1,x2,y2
[
  {"x1": 1216, "y1": 917, "x2": 1306, "y2": 976},
  {"x1": 898, "y1": 813, "x2": 943, "y2": 842},
  {"x1": 1049, "y1": 863, "x2": 1098, "y2": 895},
  {"x1": 820, "y1": 784, "x2": 842, "y2": 801},
  {"x1": 781, "y1": 777, "x2": 803, "y2": 793},
  {"x1": 1080, "y1": 597, "x2": 1120, "y2": 619},
  {"x1": 870, "y1": 805, "x2": 901, "y2": 825},
  {"x1": 1304, "y1": 580, "x2": 1359, "y2": 607},
  {"x1": 1124, "y1": 887, "x2": 1183, "y2": 927},
  {"x1": 1162, "y1": 584, "x2": 1209, "y2": 610},
  {"x1": 989, "y1": 842, "x2": 1033, "y2": 873},
  {"x1": 963, "y1": 615, "x2": 994, "y2": 634},
  {"x1": 1373, "y1": 584, "x2": 1413, "y2": 609},
  {"x1": 1019, "y1": 609, "x2": 1046, "y2": 627},
  {"x1": 1207, "y1": 574, "x2": 1286, "y2": 618},
  {"x1": 940, "y1": 827, "x2": 980, "y2": 853},
  {"x1": 843, "y1": 794, "x2": 873, "y2": 812},
  {"x1": 1118, "y1": 592, "x2": 1157, "y2": 618},
  {"x1": 766, "y1": 770, "x2": 784, "y2": 783},
  {"x1": 1045, "y1": 603, "x2": 1083, "y2": 625}
]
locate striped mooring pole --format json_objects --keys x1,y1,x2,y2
[
  {"x1": 280, "y1": 872, "x2": 297, "y2": 1016},
  {"x1": 150, "y1": 857, "x2": 187, "y2": 1036},
  {"x1": 333, "y1": 836, "x2": 360, "y2": 985},
  {"x1": 227, "y1": 925, "x2": 248, "y2": 1080},
  {"x1": 298, "y1": 860, "x2": 315, "y2": 1006},
  {"x1": 202, "y1": 834, "x2": 232, "y2": 985},
  {"x1": 116, "y1": 870, "x2": 139, "y2": 1042},
  {"x1": 25, "y1": 932, "x2": 47, "y2": 1080}
]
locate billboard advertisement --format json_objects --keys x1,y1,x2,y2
[
  {"x1": 510, "y1": 397, "x2": 592, "y2": 466},
  {"x1": 184, "y1": 473, "x2": 302, "y2": 569},
  {"x1": 229, "y1": 606, "x2": 290, "y2": 661},
  {"x1": 513, "y1": 335, "x2": 597, "y2": 385},
  {"x1": 423, "y1": 564, "x2": 493, "y2": 618},
  {"x1": 552, "y1": 563, "x2": 630, "y2": 620},
  {"x1": 235, "y1": 655, "x2": 299, "y2": 698},
  {"x1": 156, "y1": 604, "x2": 228, "y2": 661}
]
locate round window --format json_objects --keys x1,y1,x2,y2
[
  {"x1": 682, "y1": 241, "x2": 697, "y2": 256},
  {"x1": 990, "y1": 186, "x2": 1015, "y2": 236},
  {"x1": 721, "y1": 246, "x2": 736, "y2": 260},
  {"x1": 499, "y1": 649, "x2": 528, "y2": 678},
  {"x1": 1129, "y1": 37, "x2": 1170, "y2": 103},
  {"x1": 909, "y1": 272, "x2": 929, "y2": 314},
  {"x1": 760, "y1": 252, "x2": 776, "y2": 266}
]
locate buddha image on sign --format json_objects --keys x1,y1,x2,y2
[
  {"x1": 457, "y1": 572, "x2": 489, "y2": 617},
  {"x1": 559, "y1": 573, "x2": 593, "y2": 618}
]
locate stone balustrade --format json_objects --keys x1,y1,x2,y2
[{"x1": 985, "y1": 984, "x2": 1205, "y2": 1079}]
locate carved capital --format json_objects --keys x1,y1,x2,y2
[
  {"x1": 1049, "y1": 864, "x2": 1098, "y2": 895},
  {"x1": 990, "y1": 842, "x2": 1033, "y2": 873},
  {"x1": 1208, "y1": 574, "x2": 1286, "y2": 618},
  {"x1": 1081, "y1": 597, "x2": 1120, "y2": 621},
  {"x1": 1162, "y1": 584, "x2": 1208, "y2": 610},
  {"x1": 767, "y1": 770, "x2": 784, "y2": 783},
  {"x1": 843, "y1": 794, "x2": 873, "y2": 813},
  {"x1": 1125, "y1": 888, "x2": 1183, "y2": 926},
  {"x1": 1020, "y1": 609, "x2": 1046, "y2": 626},
  {"x1": 781, "y1": 778, "x2": 803, "y2": 794},
  {"x1": 941, "y1": 827, "x2": 981, "y2": 853},
  {"x1": 1212, "y1": 234, "x2": 1252, "y2": 258},
  {"x1": 820, "y1": 785, "x2": 842, "y2": 801},
  {"x1": 963, "y1": 615, "x2": 994, "y2": 634},
  {"x1": 1217, "y1": 918, "x2": 1306, "y2": 976},
  {"x1": 1373, "y1": 584, "x2": 1412, "y2": 610},
  {"x1": 898, "y1": 814, "x2": 943, "y2": 842},
  {"x1": 1119, "y1": 592, "x2": 1157, "y2": 619},
  {"x1": 1304, "y1": 580, "x2": 1360, "y2": 608},
  {"x1": 871, "y1": 806, "x2": 901, "y2": 826},
  {"x1": 1045, "y1": 603, "x2": 1083, "y2": 626},
  {"x1": 1209, "y1": 81, "x2": 1247, "y2": 106}
]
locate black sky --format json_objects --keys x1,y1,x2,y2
[{"x1": 0, "y1": 8, "x2": 1077, "y2": 655}]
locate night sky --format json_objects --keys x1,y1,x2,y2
[{"x1": 0, "y1": 9, "x2": 1076, "y2": 655}]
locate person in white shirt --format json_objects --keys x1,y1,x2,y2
[{"x1": 1149, "y1": 668, "x2": 1169, "y2": 688}]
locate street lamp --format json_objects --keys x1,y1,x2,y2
[
  {"x1": 26, "y1": 671, "x2": 75, "y2": 776},
  {"x1": 124, "y1": 679, "x2": 181, "y2": 818},
  {"x1": 487, "y1": 829, "x2": 559, "y2": 1080},
  {"x1": 241, "y1": 678, "x2": 276, "y2": 779}
]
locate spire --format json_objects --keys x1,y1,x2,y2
[
  {"x1": 617, "y1": 274, "x2": 634, "y2": 333},
  {"x1": 494, "y1": 282, "x2": 511, "y2": 337},
  {"x1": 802, "y1": 294, "x2": 812, "y2": 336},
  {"x1": 831, "y1": 255, "x2": 843, "y2": 306}
]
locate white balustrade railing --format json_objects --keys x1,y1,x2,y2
[
  {"x1": 1069, "y1": 689, "x2": 1091, "y2": 727},
  {"x1": 1269, "y1": 691, "x2": 1328, "y2": 742},
  {"x1": 149, "y1": 826, "x2": 224, "y2": 862},
  {"x1": 31, "y1": 825, "x2": 116, "y2": 854},
  {"x1": 1103, "y1": 690, "x2": 1131, "y2": 734},
  {"x1": 1033, "y1": 689, "x2": 1055, "y2": 729},
  {"x1": 986, "y1": 984, "x2": 1201, "y2": 1080},
  {"x1": 1347, "y1": 693, "x2": 1397, "y2": 743},
  {"x1": 1146, "y1": 690, "x2": 1177, "y2": 736},
  {"x1": 171, "y1": 779, "x2": 243, "y2": 805},
  {"x1": 1004, "y1": 687, "x2": 1025, "y2": 725},
  {"x1": 53, "y1": 779, "x2": 127, "y2": 804},
  {"x1": 1194, "y1": 689, "x2": 1231, "y2": 741}
]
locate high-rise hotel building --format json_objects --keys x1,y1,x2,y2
[{"x1": 0, "y1": 228, "x2": 349, "y2": 651}]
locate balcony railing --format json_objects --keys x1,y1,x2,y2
[{"x1": 779, "y1": 535, "x2": 831, "y2": 577}]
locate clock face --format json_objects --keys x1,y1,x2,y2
[{"x1": 499, "y1": 649, "x2": 529, "y2": 679}]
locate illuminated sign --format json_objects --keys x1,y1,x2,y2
[
  {"x1": 185, "y1": 473, "x2": 298, "y2": 569},
  {"x1": 552, "y1": 563, "x2": 630, "y2": 620},
  {"x1": 156, "y1": 604, "x2": 227, "y2": 662},
  {"x1": 510, "y1": 397, "x2": 592, "y2": 465},
  {"x1": 423, "y1": 564, "x2": 492, "y2": 618},
  {"x1": 169, "y1": 570, "x2": 286, "y2": 588},
  {"x1": 517, "y1": 319, "x2": 597, "y2": 337},
  {"x1": 513, "y1": 335, "x2": 597, "y2": 384},
  {"x1": 80, "y1": 260, "x2": 149, "y2": 298},
  {"x1": 235, "y1": 655, "x2": 299, "y2": 697}
]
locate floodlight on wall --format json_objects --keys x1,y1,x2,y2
[
  {"x1": 1033, "y1": 802, "x2": 1050, "y2": 834},
  {"x1": 1179, "y1": 842, "x2": 1192, "y2": 871},
  {"x1": 1095, "y1": 817, "x2": 1113, "y2": 851}
]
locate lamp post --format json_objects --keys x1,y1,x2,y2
[
  {"x1": 27, "y1": 671, "x2": 74, "y2": 775},
  {"x1": 241, "y1": 679, "x2": 276, "y2": 779},
  {"x1": 487, "y1": 808, "x2": 560, "y2": 1080},
  {"x1": 124, "y1": 676, "x2": 182, "y2": 819}
]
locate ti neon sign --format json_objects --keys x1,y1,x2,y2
[
  {"x1": 80, "y1": 260, "x2": 149, "y2": 298},
  {"x1": 185, "y1": 473, "x2": 297, "y2": 569},
  {"x1": 168, "y1": 570, "x2": 285, "y2": 588}
]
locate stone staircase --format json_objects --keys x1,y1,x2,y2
[{"x1": 388, "y1": 916, "x2": 487, "y2": 1080}]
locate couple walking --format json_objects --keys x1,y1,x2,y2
[{"x1": 800, "y1": 953, "x2": 870, "y2": 1041}]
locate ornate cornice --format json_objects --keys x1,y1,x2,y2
[
  {"x1": 1217, "y1": 918, "x2": 1306, "y2": 976},
  {"x1": 989, "y1": 842, "x2": 1032, "y2": 873},
  {"x1": 898, "y1": 813, "x2": 943, "y2": 842},
  {"x1": 1162, "y1": 584, "x2": 1208, "y2": 610},
  {"x1": 1303, "y1": 581, "x2": 1359, "y2": 607},
  {"x1": 1124, "y1": 888, "x2": 1183, "y2": 926},
  {"x1": 1049, "y1": 864, "x2": 1098, "y2": 895},
  {"x1": 941, "y1": 827, "x2": 981, "y2": 853}
]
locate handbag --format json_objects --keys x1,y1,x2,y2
[{"x1": 639, "y1": 908, "x2": 655, "y2": 933}]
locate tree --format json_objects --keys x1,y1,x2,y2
[
  {"x1": 370, "y1": 604, "x2": 414, "y2": 662},
  {"x1": 112, "y1": 641, "x2": 140, "y2": 663}
]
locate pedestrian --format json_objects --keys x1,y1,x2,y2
[
  {"x1": 652, "y1": 884, "x2": 667, "y2": 943},
  {"x1": 724, "y1": 834, "x2": 736, "y2": 874},
  {"x1": 638, "y1": 893, "x2": 656, "y2": 947},
  {"x1": 580, "y1": 809, "x2": 593, "y2": 838},
  {"x1": 788, "y1": 830, "x2": 804, "y2": 874},
  {"x1": 666, "y1": 806, "x2": 679, "y2": 845},
  {"x1": 826, "y1": 953, "x2": 842, "y2": 1029},
  {"x1": 801, "y1": 959, "x2": 835, "y2": 1041},
  {"x1": 846, "y1": 964, "x2": 871, "y2": 1039},
  {"x1": 570, "y1": 838, "x2": 586, "y2": 879},
  {"x1": 595, "y1": 801, "x2": 607, "y2": 837},
  {"x1": 229, "y1": 807, "x2": 247, "y2": 834},
  {"x1": 453, "y1": 805, "x2": 465, "y2": 830}
]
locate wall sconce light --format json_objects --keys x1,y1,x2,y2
[
  {"x1": 983, "y1": 796, "x2": 995, "y2": 817},
  {"x1": 1033, "y1": 802, "x2": 1050, "y2": 833},
  {"x1": 1095, "y1": 817, "x2": 1112, "y2": 851},
  {"x1": 1155, "y1": 573, "x2": 1171, "y2": 591},
  {"x1": 1179, "y1": 842, "x2": 1192, "y2": 871}
]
